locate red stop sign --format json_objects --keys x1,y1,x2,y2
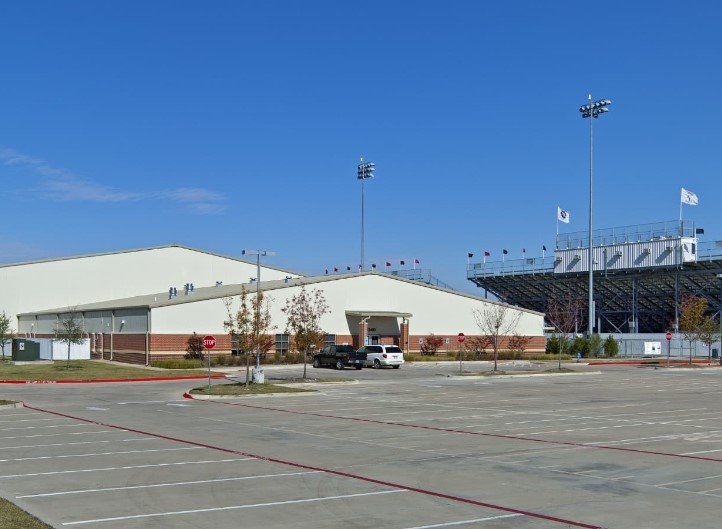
[
  {"x1": 665, "y1": 331, "x2": 672, "y2": 341},
  {"x1": 457, "y1": 333, "x2": 465, "y2": 343},
  {"x1": 203, "y1": 335, "x2": 216, "y2": 349}
]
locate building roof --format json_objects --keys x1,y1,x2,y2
[
  {"x1": 346, "y1": 310, "x2": 413, "y2": 319},
  {"x1": 18, "y1": 272, "x2": 544, "y2": 317},
  {"x1": 0, "y1": 244, "x2": 301, "y2": 276}
]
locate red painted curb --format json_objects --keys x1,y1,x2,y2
[
  {"x1": 588, "y1": 360, "x2": 715, "y2": 366},
  {"x1": 23, "y1": 403, "x2": 605, "y2": 529},
  {"x1": 0, "y1": 375, "x2": 226, "y2": 384}
]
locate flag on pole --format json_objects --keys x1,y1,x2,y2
[
  {"x1": 557, "y1": 207, "x2": 570, "y2": 224},
  {"x1": 414, "y1": 258, "x2": 420, "y2": 264},
  {"x1": 681, "y1": 188, "x2": 698, "y2": 206},
  {"x1": 334, "y1": 267, "x2": 338, "y2": 273},
  {"x1": 467, "y1": 252, "x2": 474, "y2": 258},
  {"x1": 325, "y1": 268, "x2": 328, "y2": 275},
  {"x1": 502, "y1": 249, "x2": 508, "y2": 255},
  {"x1": 400, "y1": 260, "x2": 405, "y2": 266},
  {"x1": 484, "y1": 251, "x2": 491, "y2": 257},
  {"x1": 385, "y1": 261, "x2": 391, "y2": 267},
  {"x1": 346, "y1": 266, "x2": 351, "y2": 271},
  {"x1": 371, "y1": 263, "x2": 377, "y2": 269}
]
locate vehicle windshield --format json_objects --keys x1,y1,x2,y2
[{"x1": 385, "y1": 347, "x2": 402, "y2": 353}]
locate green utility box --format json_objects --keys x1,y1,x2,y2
[
  {"x1": 713, "y1": 348, "x2": 719, "y2": 359},
  {"x1": 11, "y1": 339, "x2": 40, "y2": 361}
]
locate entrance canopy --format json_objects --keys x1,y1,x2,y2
[{"x1": 345, "y1": 310, "x2": 413, "y2": 319}]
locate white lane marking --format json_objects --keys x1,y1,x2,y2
[
  {"x1": 0, "y1": 424, "x2": 86, "y2": 432},
  {"x1": 62, "y1": 489, "x2": 406, "y2": 525},
  {"x1": 0, "y1": 458, "x2": 253, "y2": 479},
  {"x1": 0, "y1": 438, "x2": 154, "y2": 450},
  {"x1": 0, "y1": 446, "x2": 200, "y2": 462},
  {"x1": 85, "y1": 407, "x2": 108, "y2": 411},
  {"x1": 655, "y1": 473, "x2": 722, "y2": 487},
  {"x1": 0, "y1": 418, "x2": 59, "y2": 424},
  {"x1": 0, "y1": 430, "x2": 123, "y2": 441},
  {"x1": 18, "y1": 470, "x2": 324, "y2": 498},
  {"x1": 166, "y1": 403, "x2": 191, "y2": 407},
  {"x1": 116, "y1": 400, "x2": 184, "y2": 405},
  {"x1": 681, "y1": 448, "x2": 722, "y2": 455},
  {"x1": 400, "y1": 514, "x2": 524, "y2": 529}
]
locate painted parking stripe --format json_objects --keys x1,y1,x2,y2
[
  {"x1": 0, "y1": 430, "x2": 123, "y2": 441},
  {"x1": 0, "y1": 423, "x2": 86, "y2": 432},
  {"x1": 0, "y1": 438, "x2": 155, "y2": 450},
  {"x1": 0, "y1": 418, "x2": 60, "y2": 424},
  {"x1": 202, "y1": 398, "x2": 722, "y2": 463},
  {"x1": 401, "y1": 514, "x2": 523, "y2": 529},
  {"x1": 25, "y1": 404, "x2": 606, "y2": 529},
  {"x1": 18, "y1": 470, "x2": 323, "y2": 498},
  {"x1": 0, "y1": 458, "x2": 253, "y2": 479},
  {"x1": 0, "y1": 446, "x2": 200, "y2": 462},
  {"x1": 62, "y1": 489, "x2": 406, "y2": 525}
]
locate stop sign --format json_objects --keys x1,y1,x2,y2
[
  {"x1": 665, "y1": 331, "x2": 672, "y2": 341},
  {"x1": 203, "y1": 335, "x2": 216, "y2": 349},
  {"x1": 457, "y1": 333, "x2": 465, "y2": 343}
]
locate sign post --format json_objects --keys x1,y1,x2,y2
[
  {"x1": 203, "y1": 335, "x2": 216, "y2": 393},
  {"x1": 665, "y1": 330, "x2": 672, "y2": 367},
  {"x1": 457, "y1": 333, "x2": 465, "y2": 374}
]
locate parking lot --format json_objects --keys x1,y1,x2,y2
[{"x1": 2, "y1": 363, "x2": 722, "y2": 528}]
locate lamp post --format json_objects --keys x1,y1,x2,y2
[
  {"x1": 241, "y1": 249, "x2": 276, "y2": 369},
  {"x1": 718, "y1": 273, "x2": 722, "y2": 365},
  {"x1": 579, "y1": 95, "x2": 611, "y2": 336},
  {"x1": 357, "y1": 158, "x2": 375, "y2": 271}
]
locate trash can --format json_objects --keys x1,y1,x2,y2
[{"x1": 11, "y1": 339, "x2": 40, "y2": 361}]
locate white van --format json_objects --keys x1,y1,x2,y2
[{"x1": 359, "y1": 345, "x2": 405, "y2": 369}]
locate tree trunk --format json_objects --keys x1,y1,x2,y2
[
  {"x1": 245, "y1": 351, "x2": 250, "y2": 387},
  {"x1": 67, "y1": 341, "x2": 71, "y2": 368},
  {"x1": 303, "y1": 349, "x2": 307, "y2": 380},
  {"x1": 559, "y1": 337, "x2": 563, "y2": 370},
  {"x1": 493, "y1": 336, "x2": 498, "y2": 372},
  {"x1": 689, "y1": 341, "x2": 693, "y2": 365}
]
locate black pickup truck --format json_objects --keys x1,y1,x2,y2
[{"x1": 312, "y1": 345, "x2": 367, "y2": 370}]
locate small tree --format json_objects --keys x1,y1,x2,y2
[
  {"x1": 698, "y1": 315, "x2": 720, "y2": 363},
  {"x1": 546, "y1": 295, "x2": 584, "y2": 369},
  {"x1": 679, "y1": 295, "x2": 708, "y2": 364},
  {"x1": 420, "y1": 334, "x2": 444, "y2": 355},
  {"x1": 603, "y1": 335, "x2": 619, "y2": 357},
  {"x1": 282, "y1": 287, "x2": 329, "y2": 379},
  {"x1": 185, "y1": 332, "x2": 204, "y2": 360},
  {"x1": 464, "y1": 335, "x2": 491, "y2": 359},
  {"x1": 54, "y1": 310, "x2": 86, "y2": 368},
  {"x1": 588, "y1": 334, "x2": 603, "y2": 358},
  {"x1": 473, "y1": 303, "x2": 522, "y2": 372},
  {"x1": 0, "y1": 311, "x2": 15, "y2": 359}
]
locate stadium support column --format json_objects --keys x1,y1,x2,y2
[{"x1": 674, "y1": 272, "x2": 680, "y2": 333}]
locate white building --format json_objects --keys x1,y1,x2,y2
[
  {"x1": 16, "y1": 270, "x2": 545, "y2": 364},
  {"x1": 0, "y1": 244, "x2": 299, "y2": 325}
]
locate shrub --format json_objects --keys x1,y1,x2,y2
[
  {"x1": 185, "y1": 333, "x2": 204, "y2": 360},
  {"x1": 420, "y1": 334, "x2": 444, "y2": 355},
  {"x1": 571, "y1": 336, "x2": 590, "y2": 358},
  {"x1": 588, "y1": 334, "x2": 603, "y2": 357},
  {"x1": 603, "y1": 335, "x2": 619, "y2": 357},
  {"x1": 151, "y1": 359, "x2": 203, "y2": 369},
  {"x1": 546, "y1": 335, "x2": 570, "y2": 356}
]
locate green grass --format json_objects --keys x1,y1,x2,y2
[
  {"x1": 0, "y1": 400, "x2": 18, "y2": 406},
  {"x1": 150, "y1": 359, "x2": 204, "y2": 369},
  {"x1": 268, "y1": 377, "x2": 355, "y2": 384},
  {"x1": 0, "y1": 360, "x2": 209, "y2": 381},
  {"x1": 190, "y1": 382, "x2": 314, "y2": 396},
  {"x1": 0, "y1": 498, "x2": 52, "y2": 529}
]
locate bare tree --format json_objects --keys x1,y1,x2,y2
[
  {"x1": 54, "y1": 310, "x2": 86, "y2": 368},
  {"x1": 282, "y1": 287, "x2": 329, "y2": 379},
  {"x1": 0, "y1": 311, "x2": 15, "y2": 359},
  {"x1": 546, "y1": 295, "x2": 584, "y2": 369},
  {"x1": 679, "y1": 295, "x2": 708, "y2": 364},
  {"x1": 222, "y1": 287, "x2": 275, "y2": 386},
  {"x1": 473, "y1": 303, "x2": 522, "y2": 371}
]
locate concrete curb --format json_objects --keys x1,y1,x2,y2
[
  {"x1": 183, "y1": 391, "x2": 318, "y2": 400},
  {"x1": 448, "y1": 371, "x2": 603, "y2": 380},
  {"x1": 0, "y1": 375, "x2": 226, "y2": 384},
  {"x1": 0, "y1": 402, "x2": 23, "y2": 409}
]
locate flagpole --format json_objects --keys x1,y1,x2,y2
[{"x1": 679, "y1": 189, "x2": 683, "y2": 235}]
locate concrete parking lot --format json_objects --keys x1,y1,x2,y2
[{"x1": 2, "y1": 362, "x2": 722, "y2": 528}]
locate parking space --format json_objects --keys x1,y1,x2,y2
[{"x1": 2, "y1": 365, "x2": 722, "y2": 528}]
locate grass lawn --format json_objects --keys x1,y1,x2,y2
[
  {"x1": 0, "y1": 360, "x2": 209, "y2": 381},
  {"x1": 0, "y1": 400, "x2": 18, "y2": 406},
  {"x1": 190, "y1": 382, "x2": 314, "y2": 396},
  {"x1": 0, "y1": 498, "x2": 52, "y2": 529}
]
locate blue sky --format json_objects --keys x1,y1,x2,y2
[{"x1": 1, "y1": 0, "x2": 720, "y2": 292}]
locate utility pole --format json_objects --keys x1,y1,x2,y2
[{"x1": 357, "y1": 159, "x2": 375, "y2": 271}]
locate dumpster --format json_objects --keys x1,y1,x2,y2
[{"x1": 11, "y1": 339, "x2": 40, "y2": 361}]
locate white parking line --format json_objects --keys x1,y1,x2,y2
[
  {"x1": 0, "y1": 446, "x2": 201, "y2": 462},
  {"x1": 18, "y1": 470, "x2": 324, "y2": 498},
  {"x1": 62, "y1": 489, "x2": 406, "y2": 525},
  {"x1": 0, "y1": 430, "x2": 123, "y2": 441},
  {"x1": 681, "y1": 448, "x2": 722, "y2": 455},
  {"x1": 0, "y1": 418, "x2": 60, "y2": 424},
  {"x1": 0, "y1": 438, "x2": 155, "y2": 450},
  {"x1": 0, "y1": 423, "x2": 86, "y2": 432},
  {"x1": 400, "y1": 514, "x2": 524, "y2": 529},
  {"x1": 0, "y1": 458, "x2": 253, "y2": 479},
  {"x1": 655, "y1": 473, "x2": 722, "y2": 487}
]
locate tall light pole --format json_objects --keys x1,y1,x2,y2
[
  {"x1": 241, "y1": 249, "x2": 276, "y2": 369},
  {"x1": 357, "y1": 158, "x2": 375, "y2": 271},
  {"x1": 579, "y1": 96, "x2": 611, "y2": 336}
]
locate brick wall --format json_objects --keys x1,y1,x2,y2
[{"x1": 408, "y1": 335, "x2": 545, "y2": 353}]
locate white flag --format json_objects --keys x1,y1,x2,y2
[
  {"x1": 557, "y1": 206, "x2": 570, "y2": 224},
  {"x1": 681, "y1": 188, "x2": 698, "y2": 206}
]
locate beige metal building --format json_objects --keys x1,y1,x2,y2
[{"x1": 17, "y1": 271, "x2": 545, "y2": 364}]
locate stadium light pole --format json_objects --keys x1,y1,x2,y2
[
  {"x1": 357, "y1": 159, "x2": 375, "y2": 271},
  {"x1": 241, "y1": 249, "x2": 276, "y2": 369},
  {"x1": 579, "y1": 95, "x2": 611, "y2": 336}
]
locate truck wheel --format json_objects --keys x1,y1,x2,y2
[
  {"x1": 355, "y1": 365, "x2": 362, "y2": 370},
  {"x1": 392, "y1": 365, "x2": 400, "y2": 369},
  {"x1": 312, "y1": 358, "x2": 320, "y2": 369},
  {"x1": 374, "y1": 359, "x2": 381, "y2": 369},
  {"x1": 336, "y1": 360, "x2": 344, "y2": 370}
]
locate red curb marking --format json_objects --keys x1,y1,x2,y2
[
  {"x1": 23, "y1": 403, "x2": 605, "y2": 529},
  {"x1": 0, "y1": 376, "x2": 225, "y2": 385},
  {"x1": 189, "y1": 395, "x2": 722, "y2": 463},
  {"x1": 588, "y1": 360, "x2": 713, "y2": 366}
]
